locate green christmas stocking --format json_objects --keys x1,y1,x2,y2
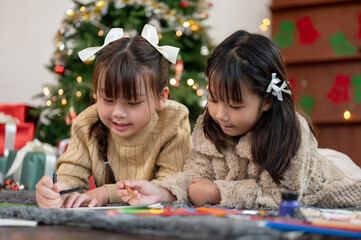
[
  {"x1": 329, "y1": 32, "x2": 356, "y2": 56},
  {"x1": 273, "y1": 20, "x2": 295, "y2": 49}
]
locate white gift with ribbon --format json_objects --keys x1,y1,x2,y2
[
  {"x1": 5, "y1": 139, "x2": 57, "y2": 183},
  {"x1": 0, "y1": 112, "x2": 20, "y2": 157}
]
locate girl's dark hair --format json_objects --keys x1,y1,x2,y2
[
  {"x1": 89, "y1": 35, "x2": 169, "y2": 184},
  {"x1": 203, "y1": 30, "x2": 316, "y2": 184}
]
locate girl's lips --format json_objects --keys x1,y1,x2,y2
[
  {"x1": 220, "y1": 124, "x2": 233, "y2": 129},
  {"x1": 112, "y1": 121, "x2": 130, "y2": 131}
]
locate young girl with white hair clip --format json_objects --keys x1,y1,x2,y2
[
  {"x1": 35, "y1": 24, "x2": 191, "y2": 208},
  {"x1": 117, "y1": 29, "x2": 361, "y2": 209}
]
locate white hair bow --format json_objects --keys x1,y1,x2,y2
[
  {"x1": 78, "y1": 28, "x2": 124, "y2": 61},
  {"x1": 266, "y1": 73, "x2": 292, "y2": 101},
  {"x1": 78, "y1": 24, "x2": 180, "y2": 64},
  {"x1": 141, "y1": 24, "x2": 179, "y2": 64}
]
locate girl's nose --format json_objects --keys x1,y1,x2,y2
[
  {"x1": 113, "y1": 103, "x2": 127, "y2": 119},
  {"x1": 215, "y1": 104, "x2": 229, "y2": 122}
]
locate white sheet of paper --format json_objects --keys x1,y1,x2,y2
[
  {"x1": 0, "y1": 219, "x2": 38, "y2": 227},
  {"x1": 59, "y1": 203, "x2": 163, "y2": 211}
]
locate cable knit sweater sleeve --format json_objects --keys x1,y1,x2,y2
[
  {"x1": 158, "y1": 150, "x2": 216, "y2": 202},
  {"x1": 55, "y1": 105, "x2": 98, "y2": 190}
]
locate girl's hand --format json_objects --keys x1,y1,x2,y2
[
  {"x1": 35, "y1": 175, "x2": 68, "y2": 208},
  {"x1": 61, "y1": 186, "x2": 109, "y2": 208},
  {"x1": 188, "y1": 177, "x2": 221, "y2": 206},
  {"x1": 116, "y1": 180, "x2": 176, "y2": 205}
]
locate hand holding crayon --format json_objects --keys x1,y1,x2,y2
[{"x1": 53, "y1": 173, "x2": 84, "y2": 195}]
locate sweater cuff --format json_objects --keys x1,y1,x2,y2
[
  {"x1": 158, "y1": 174, "x2": 192, "y2": 203},
  {"x1": 104, "y1": 184, "x2": 124, "y2": 203},
  {"x1": 214, "y1": 179, "x2": 259, "y2": 209}
]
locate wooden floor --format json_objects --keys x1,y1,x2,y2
[{"x1": 0, "y1": 225, "x2": 355, "y2": 240}]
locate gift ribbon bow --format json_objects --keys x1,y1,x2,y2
[
  {"x1": 78, "y1": 28, "x2": 124, "y2": 61},
  {"x1": 78, "y1": 24, "x2": 179, "y2": 64},
  {"x1": 5, "y1": 139, "x2": 57, "y2": 183},
  {"x1": 0, "y1": 112, "x2": 20, "y2": 157},
  {"x1": 266, "y1": 73, "x2": 292, "y2": 101}
]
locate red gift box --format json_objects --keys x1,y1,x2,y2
[
  {"x1": 57, "y1": 138, "x2": 70, "y2": 156},
  {"x1": 0, "y1": 122, "x2": 35, "y2": 156},
  {"x1": 0, "y1": 104, "x2": 36, "y2": 123}
]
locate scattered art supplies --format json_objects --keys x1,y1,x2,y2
[{"x1": 260, "y1": 208, "x2": 361, "y2": 238}]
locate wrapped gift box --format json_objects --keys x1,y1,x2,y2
[
  {"x1": 0, "y1": 122, "x2": 35, "y2": 156},
  {"x1": 0, "y1": 155, "x2": 7, "y2": 175},
  {"x1": 5, "y1": 150, "x2": 57, "y2": 190},
  {"x1": 0, "y1": 104, "x2": 37, "y2": 123}
]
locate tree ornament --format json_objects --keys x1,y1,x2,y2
[
  {"x1": 54, "y1": 65, "x2": 65, "y2": 75},
  {"x1": 175, "y1": 58, "x2": 184, "y2": 81},
  {"x1": 4, "y1": 179, "x2": 13, "y2": 186},
  {"x1": 200, "y1": 45, "x2": 209, "y2": 55},
  {"x1": 65, "y1": 107, "x2": 77, "y2": 125},
  {"x1": 180, "y1": 0, "x2": 190, "y2": 8},
  {"x1": 327, "y1": 74, "x2": 350, "y2": 104},
  {"x1": 297, "y1": 16, "x2": 319, "y2": 44}
]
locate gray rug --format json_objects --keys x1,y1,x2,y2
[
  {"x1": 4, "y1": 190, "x2": 359, "y2": 240},
  {"x1": 0, "y1": 190, "x2": 287, "y2": 240}
]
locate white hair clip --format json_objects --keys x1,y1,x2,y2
[
  {"x1": 141, "y1": 24, "x2": 179, "y2": 64},
  {"x1": 78, "y1": 28, "x2": 124, "y2": 61},
  {"x1": 266, "y1": 73, "x2": 292, "y2": 101}
]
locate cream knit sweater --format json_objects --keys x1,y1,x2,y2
[
  {"x1": 159, "y1": 113, "x2": 361, "y2": 208},
  {"x1": 56, "y1": 100, "x2": 191, "y2": 203}
]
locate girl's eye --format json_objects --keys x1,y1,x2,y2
[
  {"x1": 229, "y1": 105, "x2": 242, "y2": 110},
  {"x1": 103, "y1": 98, "x2": 114, "y2": 103},
  {"x1": 128, "y1": 101, "x2": 143, "y2": 106},
  {"x1": 208, "y1": 99, "x2": 217, "y2": 103}
]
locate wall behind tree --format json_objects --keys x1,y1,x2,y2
[{"x1": 0, "y1": 0, "x2": 271, "y2": 106}]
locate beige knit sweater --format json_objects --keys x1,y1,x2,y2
[
  {"x1": 159, "y1": 113, "x2": 361, "y2": 208},
  {"x1": 56, "y1": 100, "x2": 191, "y2": 203}
]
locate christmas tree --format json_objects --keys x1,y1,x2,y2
[{"x1": 33, "y1": 0, "x2": 214, "y2": 146}]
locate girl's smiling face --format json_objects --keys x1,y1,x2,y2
[{"x1": 97, "y1": 76, "x2": 167, "y2": 138}]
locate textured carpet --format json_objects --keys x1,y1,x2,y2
[{"x1": 0, "y1": 190, "x2": 288, "y2": 240}]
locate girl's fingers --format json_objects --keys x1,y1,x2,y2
[
  {"x1": 62, "y1": 192, "x2": 81, "y2": 208},
  {"x1": 72, "y1": 194, "x2": 89, "y2": 208},
  {"x1": 87, "y1": 198, "x2": 98, "y2": 208}
]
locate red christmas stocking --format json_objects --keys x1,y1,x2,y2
[
  {"x1": 297, "y1": 17, "x2": 319, "y2": 44},
  {"x1": 327, "y1": 74, "x2": 350, "y2": 104}
]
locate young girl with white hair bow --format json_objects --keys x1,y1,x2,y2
[
  {"x1": 35, "y1": 24, "x2": 191, "y2": 208},
  {"x1": 117, "y1": 29, "x2": 361, "y2": 209}
]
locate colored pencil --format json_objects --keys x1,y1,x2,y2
[
  {"x1": 265, "y1": 220, "x2": 361, "y2": 238},
  {"x1": 59, "y1": 187, "x2": 84, "y2": 195},
  {"x1": 123, "y1": 181, "x2": 138, "y2": 200}
]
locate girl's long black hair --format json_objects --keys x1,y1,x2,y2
[{"x1": 203, "y1": 30, "x2": 316, "y2": 184}]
